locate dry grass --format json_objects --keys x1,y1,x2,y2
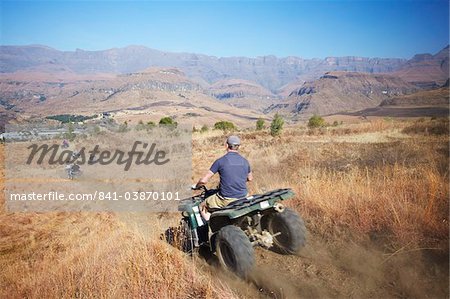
[
  {"x1": 0, "y1": 210, "x2": 237, "y2": 299},
  {"x1": 0, "y1": 146, "x2": 236, "y2": 298},
  {"x1": 297, "y1": 163, "x2": 448, "y2": 246},
  {"x1": 194, "y1": 118, "x2": 449, "y2": 249},
  {"x1": 402, "y1": 117, "x2": 449, "y2": 136},
  {"x1": 0, "y1": 209, "x2": 236, "y2": 298},
  {"x1": 1, "y1": 117, "x2": 448, "y2": 298}
]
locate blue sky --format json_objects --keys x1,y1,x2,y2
[{"x1": 0, "y1": 1, "x2": 448, "y2": 59}]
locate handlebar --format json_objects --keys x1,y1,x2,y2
[
  {"x1": 191, "y1": 185, "x2": 207, "y2": 192},
  {"x1": 190, "y1": 185, "x2": 217, "y2": 201}
]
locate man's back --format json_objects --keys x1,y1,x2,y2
[{"x1": 210, "y1": 152, "x2": 251, "y2": 198}]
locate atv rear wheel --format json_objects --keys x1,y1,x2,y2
[
  {"x1": 215, "y1": 225, "x2": 254, "y2": 278},
  {"x1": 264, "y1": 207, "x2": 306, "y2": 254}
]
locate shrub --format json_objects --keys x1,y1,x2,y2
[
  {"x1": 118, "y1": 121, "x2": 128, "y2": 133},
  {"x1": 270, "y1": 114, "x2": 284, "y2": 136},
  {"x1": 159, "y1": 117, "x2": 175, "y2": 125},
  {"x1": 256, "y1": 118, "x2": 265, "y2": 130},
  {"x1": 308, "y1": 115, "x2": 325, "y2": 128},
  {"x1": 159, "y1": 117, "x2": 177, "y2": 128},
  {"x1": 135, "y1": 120, "x2": 146, "y2": 131},
  {"x1": 214, "y1": 121, "x2": 236, "y2": 131},
  {"x1": 200, "y1": 125, "x2": 209, "y2": 133},
  {"x1": 136, "y1": 121, "x2": 157, "y2": 131},
  {"x1": 63, "y1": 123, "x2": 76, "y2": 141},
  {"x1": 93, "y1": 125, "x2": 101, "y2": 135}
]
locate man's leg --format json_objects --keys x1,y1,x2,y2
[
  {"x1": 201, "y1": 194, "x2": 240, "y2": 221},
  {"x1": 199, "y1": 201, "x2": 211, "y2": 221},
  {"x1": 200, "y1": 193, "x2": 223, "y2": 221}
]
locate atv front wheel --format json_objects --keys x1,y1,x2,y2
[
  {"x1": 165, "y1": 219, "x2": 195, "y2": 254},
  {"x1": 264, "y1": 207, "x2": 306, "y2": 254},
  {"x1": 215, "y1": 225, "x2": 254, "y2": 278}
]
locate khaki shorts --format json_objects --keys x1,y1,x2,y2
[{"x1": 205, "y1": 193, "x2": 239, "y2": 209}]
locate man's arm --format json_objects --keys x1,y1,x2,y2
[
  {"x1": 196, "y1": 159, "x2": 220, "y2": 188},
  {"x1": 195, "y1": 170, "x2": 215, "y2": 188}
]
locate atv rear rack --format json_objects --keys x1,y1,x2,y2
[
  {"x1": 213, "y1": 188, "x2": 294, "y2": 211},
  {"x1": 209, "y1": 188, "x2": 295, "y2": 220}
]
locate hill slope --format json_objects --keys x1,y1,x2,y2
[
  {"x1": 339, "y1": 87, "x2": 450, "y2": 118},
  {"x1": 395, "y1": 46, "x2": 449, "y2": 88},
  {"x1": 0, "y1": 67, "x2": 264, "y2": 127},
  {"x1": 264, "y1": 72, "x2": 417, "y2": 118}
]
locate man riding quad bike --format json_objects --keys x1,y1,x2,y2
[
  {"x1": 169, "y1": 136, "x2": 307, "y2": 278},
  {"x1": 65, "y1": 150, "x2": 82, "y2": 179}
]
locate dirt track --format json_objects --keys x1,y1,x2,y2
[
  {"x1": 186, "y1": 229, "x2": 449, "y2": 298},
  {"x1": 149, "y1": 209, "x2": 448, "y2": 299}
]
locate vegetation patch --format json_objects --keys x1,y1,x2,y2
[
  {"x1": 402, "y1": 117, "x2": 449, "y2": 136},
  {"x1": 308, "y1": 114, "x2": 326, "y2": 128},
  {"x1": 159, "y1": 117, "x2": 178, "y2": 128},
  {"x1": 214, "y1": 121, "x2": 236, "y2": 131},
  {"x1": 256, "y1": 118, "x2": 265, "y2": 131},
  {"x1": 270, "y1": 114, "x2": 284, "y2": 136}
]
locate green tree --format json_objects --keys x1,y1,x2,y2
[
  {"x1": 308, "y1": 115, "x2": 325, "y2": 128},
  {"x1": 270, "y1": 114, "x2": 284, "y2": 136},
  {"x1": 64, "y1": 123, "x2": 76, "y2": 141},
  {"x1": 256, "y1": 118, "x2": 265, "y2": 131},
  {"x1": 214, "y1": 121, "x2": 236, "y2": 131}
]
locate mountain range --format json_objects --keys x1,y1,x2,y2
[
  {"x1": 0, "y1": 44, "x2": 448, "y2": 126},
  {"x1": 0, "y1": 45, "x2": 419, "y2": 92}
]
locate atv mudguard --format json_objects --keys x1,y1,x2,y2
[{"x1": 178, "y1": 197, "x2": 204, "y2": 229}]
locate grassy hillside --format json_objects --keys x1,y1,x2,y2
[
  {"x1": 194, "y1": 118, "x2": 449, "y2": 248},
  {"x1": 1, "y1": 117, "x2": 448, "y2": 298}
]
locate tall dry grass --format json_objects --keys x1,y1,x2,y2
[
  {"x1": 1, "y1": 117, "x2": 448, "y2": 298},
  {"x1": 297, "y1": 163, "x2": 448, "y2": 247},
  {"x1": 0, "y1": 209, "x2": 236, "y2": 298},
  {"x1": 194, "y1": 118, "x2": 449, "y2": 250},
  {"x1": 0, "y1": 147, "x2": 236, "y2": 298}
]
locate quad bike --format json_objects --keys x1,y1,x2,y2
[
  {"x1": 65, "y1": 151, "x2": 82, "y2": 180},
  {"x1": 65, "y1": 163, "x2": 82, "y2": 180},
  {"x1": 168, "y1": 186, "x2": 307, "y2": 278}
]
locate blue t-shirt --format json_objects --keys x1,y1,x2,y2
[{"x1": 210, "y1": 152, "x2": 251, "y2": 198}]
